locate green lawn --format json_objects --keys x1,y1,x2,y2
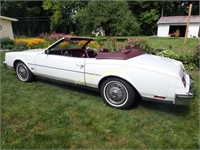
[
  {"x1": 96, "y1": 36, "x2": 199, "y2": 52},
  {"x1": 1, "y1": 37, "x2": 199, "y2": 149},
  {"x1": 147, "y1": 36, "x2": 199, "y2": 52}
]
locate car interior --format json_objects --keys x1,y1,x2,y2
[
  {"x1": 46, "y1": 38, "x2": 110, "y2": 58},
  {"x1": 48, "y1": 47, "x2": 110, "y2": 58},
  {"x1": 48, "y1": 48, "x2": 98, "y2": 58}
]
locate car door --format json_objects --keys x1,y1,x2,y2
[{"x1": 34, "y1": 53, "x2": 85, "y2": 85}]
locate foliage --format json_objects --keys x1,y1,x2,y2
[
  {"x1": 75, "y1": 1, "x2": 140, "y2": 36},
  {"x1": 78, "y1": 40, "x2": 101, "y2": 50},
  {"x1": 128, "y1": 1, "x2": 199, "y2": 35},
  {"x1": 39, "y1": 33, "x2": 73, "y2": 39},
  {"x1": 39, "y1": 33, "x2": 73, "y2": 43},
  {"x1": 101, "y1": 38, "x2": 123, "y2": 52},
  {"x1": 11, "y1": 42, "x2": 28, "y2": 51},
  {"x1": 101, "y1": 38, "x2": 116, "y2": 52},
  {"x1": 128, "y1": 1, "x2": 161, "y2": 35},
  {"x1": 126, "y1": 38, "x2": 153, "y2": 54},
  {"x1": 194, "y1": 43, "x2": 200, "y2": 68},
  {"x1": 139, "y1": 9, "x2": 159, "y2": 35},
  {"x1": 14, "y1": 38, "x2": 48, "y2": 50},
  {"x1": 1, "y1": 1, "x2": 50, "y2": 37},
  {"x1": 1, "y1": 1, "x2": 199, "y2": 36},
  {"x1": 156, "y1": 50, "x2": 199, "y2": 70},
  {"x1": 42, "y1": 0, "x2": 88, "y2": 33},
  {"x1": 39, "y1": 33, "x2": 74, "y2": 45},
  {"x1": 59, "y1": 41, "x2": 69, "y2": 48},
  {"x1": 42, "y1": 0, "x2": 65, "y2": 32},
  {"x1": 0, "y1": 37, "x2": 14, "y2": 49}
]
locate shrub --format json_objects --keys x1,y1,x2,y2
[
  {"x1": 0, "y1": 37, "x2": 14, "y2": 49},
  {"x1": 11, "y1": 42, "x2": 28, "y2": 51},
  {"x1": 194, "y1": 43, "x2": 200, "y2": 68},
  {"x1": 78, "y1": 40, "x2": 101, "y2": 50},
  {"x1": 126, "y1": 38, "x2": 153, "y2": 54},
  {"x1": 156, "y1": 50, "x2": 179, "y2": 60},
  {"x1": 102, "y1": 38, "x2": 125, "y2": 52},
  {"x1": 156, "y1": 50, "x2": 199, "y2": 70}
]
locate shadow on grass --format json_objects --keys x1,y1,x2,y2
[
  {"x1": 139, "y1": 100, "x2": 190, "y2": 116},
  {"x1": 37, "y1": 77, "x2": 100, "y2": 97},
  {"x1": 36, "y1": 77, "x2": 190, "y2": 116}
]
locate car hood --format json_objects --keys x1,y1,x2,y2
[
  {"x1": 128, "y1": 54, "x2": 185, "y2": 78},
  {"x1": 6, "y1": 49, "x2": 46, "y2": 57},
  {"x1": 24, "y1": 49, "x2": 46, "y2": 53}
]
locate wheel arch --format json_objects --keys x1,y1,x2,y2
[
  {"x1": 13, "y1": 59, "x2": 23, "y2": 70},
  {"x1": 13, "y1": 59, "x2": 29, "y2": 71},
  {"x1": 98, "y1": 75, "x2": 142, "y2": 98}
]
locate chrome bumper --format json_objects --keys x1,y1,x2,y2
[{"x1": 175, "y1": 78, "x2": 194, "y2": 105}]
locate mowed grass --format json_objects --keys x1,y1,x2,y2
[
  {"x1": 106, "y1": 36, "x2": 199, "y2": 52},
  {"x1": 147, "y1": 37, "x2": 199, "y2": 52},
  {"x1": 1, "y1": 37, "x2": 199, "y2": 149}
]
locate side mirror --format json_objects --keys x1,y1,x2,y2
[{"x1": 45, "y1": 49, "x2": 50, "y2": 54}]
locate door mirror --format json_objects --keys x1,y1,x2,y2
[{"x1": 45, "y1": 49, "x2": 50, "y2": 54}]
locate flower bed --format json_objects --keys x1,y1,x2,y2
[{"x1": 14, "y1": 38, "x2": 48, "y2": 49}]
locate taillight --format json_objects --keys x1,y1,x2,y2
[{"x1": 182, "y1": 76, "x2": 186, "y2": 87}]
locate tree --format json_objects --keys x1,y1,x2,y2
[
  {"x1": 128, "y1": 1, "x2": 199, "y2": 35},
  {"x1": 75, "y1": 1, "x2": 140, "y2": 36},
  {"x1": 42, "y1": 0, "x2": 88, "y2": 33},
  {"x1": 139, "y1": 9, "x2": 159, "y2": 35},
  {"x1": 1, "y1": 1, "x2": 50, "y2": 36},
  {"x1": 160, "y1": 1, "x2": 199, "y2": 16},
  {"x1": 128, "y1": 1, "x2": 161, "y2": 35}
]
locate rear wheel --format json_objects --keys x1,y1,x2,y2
[
  {"x1": 100, "y1": 78, "x2": 136, "y2": 109},
  {"x1": 16, "y1": 62, "x2": 34, "y2": 82}
]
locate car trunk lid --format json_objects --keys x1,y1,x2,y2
[{"x1": 128, "y1": 54, "x2": 185, "y2": 79}]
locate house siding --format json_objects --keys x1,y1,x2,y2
[
  {"x1": 0, "y1": 16, "x2": 18, "y2": 39},
  {"x1": 0, "y1": 19, "x2": 14, "y2": 39},
  {"x1": 188, "y1": 24, "x2": 199, "y2": 38},
  {"x1": 157, "y1": 23, "x2": 200, "y2": 38},
  {"x1": 157, "y1": 24, "x2": 169, "y2": 37},
  {"x1": 157, "y1": 16, "x2": 200, "y2": 38}
]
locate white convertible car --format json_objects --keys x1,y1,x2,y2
[{"x1": 3, "y1": 37, "x2": 194, "y2": 109}]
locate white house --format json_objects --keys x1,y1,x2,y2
[
  {"x1": 0, "y1": 16, "x2": 18, "y2": 39},
  {"x1": 157, "y1": 16, "x2": 200, "y2": 38}
]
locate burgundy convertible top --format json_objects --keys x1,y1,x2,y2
[{"x1": 96, "y1": 49, "x2": 145, "y2": 60}]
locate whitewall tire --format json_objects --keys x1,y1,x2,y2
[
  {"x1": 16, "y1": 62, "x2": 34, "y2": 82},
  {"x1": 100, "y1": 78, "x2": 136, "y2": 109}
]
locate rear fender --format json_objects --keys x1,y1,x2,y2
[{"x1": 98, "y1": 74, "x2": 141, "y2": 95}]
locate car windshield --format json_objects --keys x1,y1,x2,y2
[
  {"x1": 52, "y1": 39, "x2": 90, "y2": 50},
  {"x1": 47, "y1": 38, "x2": 98, "y2": 58}
]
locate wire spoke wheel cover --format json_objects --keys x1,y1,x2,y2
[
  {"x1": 16, "y1": 62, "x2": 33, "y2": 82},
  {"x1": 101, "y1": 78, "x2": 136, "y2": 109},
  {"x1": 104, "y1": 81, "x2": 128, "y2": 105}
]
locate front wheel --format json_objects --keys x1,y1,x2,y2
[
  {"x1": 100, "y1": 78, "x2": 136, "y2": 109},
  {"x1": 16, "y1": 62, "x2": 34, "y2": 82}
]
